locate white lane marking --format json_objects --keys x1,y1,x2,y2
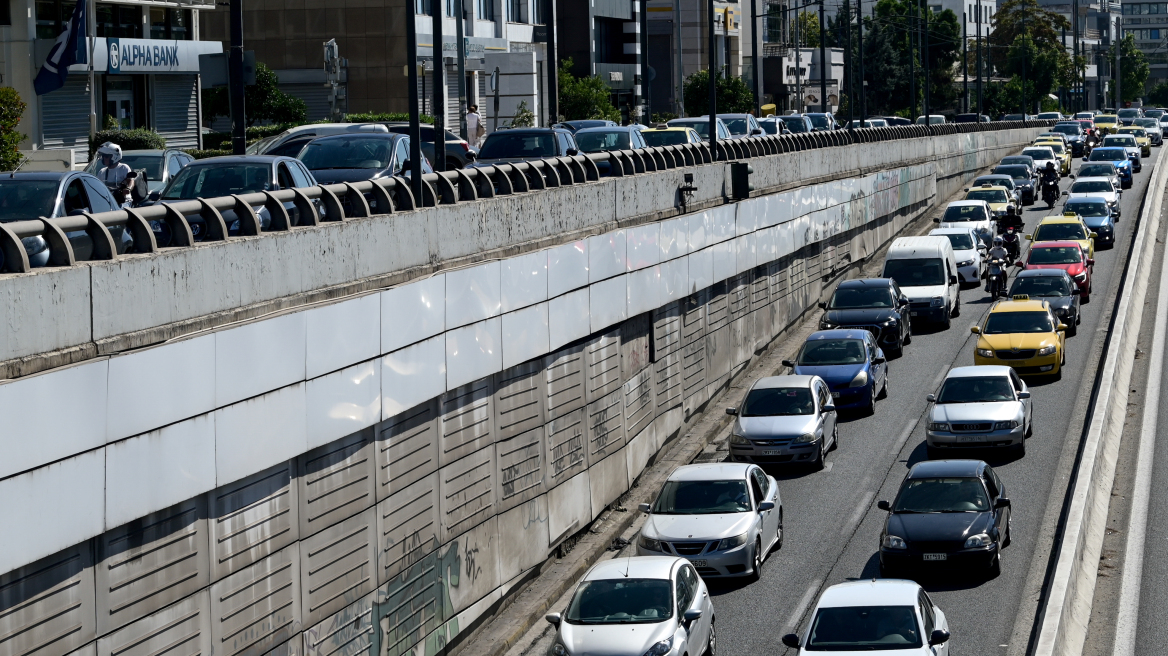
[
  {"x1": 1111, "y1": 225, "x2": 1168, "y2": 656},
  {"x1": 845, "y1": 490, "x2": 878, "y2": 530},
  {"x1": 784, "y1": 578, "x2": 824, "y2": 633},
  {"x1": 894, "y1": 419, "x2": 917, "y2": 455},
  {"x1": 824, "y1": 461, "x2": 834, "y2": 472}
]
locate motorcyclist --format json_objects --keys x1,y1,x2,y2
[
  {"x1": 997, "y1": 203, "x2": 1024, "y2": 233},
  {"x1": 985, "y1": 236, "x2": 1010, "y2": 296},
  {"x1": 1040, "y1": 161, "x2": 1060, "y2": 206},
  {"x1": 94, "y1": 142, "x2": 136, "y2": 205},
  {"x1": 1000, "y1": 225, "x2": 1021, "y2": 264}
]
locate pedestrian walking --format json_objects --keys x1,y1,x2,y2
[{"x1": 466, "y1": 105, "x2": 484, "y2": 147}]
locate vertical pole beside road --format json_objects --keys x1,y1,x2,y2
[
  {"x1": 963, "y1": 12, "x2": 968, "y2": 114},
  {"x1": 923, "y1": 0, "x2": 929, "y2": 120},
  {"x1": 909, "y1": 5, "x2": 916, "y2": 120},
  {"x1": 708, "y1": 0, "x2": 717, "y2": 159},
  {"x1": 228, "y1": 0, "x2": 246, "y2": 154},
  {"x1": 857, "y1": 0, "x2": 865, "y2": 122},
  {"x1": 456, "y1": 0, "x2": 467, "y2": 140},
  {"x1": 846, "y1": 4, "x2": 853, "y2": 127},
  {"x1": 1116, "y1": 16, "x2": 1123, "y2": 108},
  {"x1": 752, "y1": 0, "x2": 761, "y2": 116},
  {"x1": 641, "y1": 0, "x2": 649, "y2": 121},
  {"x1": 819, "y1": 0, "x2": 826, "y2": 114},
  {"x1": 547, "y1": 0, "x2": 559, "y2": 124},
  {"x1": 407, "y1": 4, "x2": 424, "y2": 200},
  {"x1": 976, "y1": 0, "x2": 982, "y2": 117},
  {"x1": 431, "y1": 0, "x2": 447, "y2": 171}
]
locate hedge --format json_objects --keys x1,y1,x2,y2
[
  {"x1": 183, "y1": 149, "x2": 232, "y2": 160},
  {"x1": 89, "y1": 128, "x2": 166, "y2": 157},
  {"x1": 344, "y1": 112, "x2": 434, "y2": 124}
]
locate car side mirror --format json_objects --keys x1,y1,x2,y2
[
  {"x1": 1025, "y1": 234, "x2": 1034, "y2": 240},
  {"x1": 782, "y1": 359, "x2": 795, "y2": 368},
  {"x1": 970, "y1": 326, "x2": 981, "y2": 334},
  {"x1": 147, "y1": 190, "x2": 160, "y2": 202},
  {"x1": 822, "y1": 404, "x2": 836, "y2": 413},
  {"x1": 1018, "y1": 391, "x2": 1031, "y2": 399},
  {"x1": 1058, "y1": 323, "x2": 1068, "y2": 332},
  {"x1": 758, "y1": 501, "x2": 775, "y2": 512},
  {"x1": 566, "y1": 148, "x2": 579, "y2": 156},
  {"x1": 932, "y1": 217, "x2": 941, "y2": 223},
  {"x1": 900, "y1": 296, "x2": 910, "y2": 305},
  {"x1": 873, "y1": 357, "x2": 886, "y2": 364},
  {"x1": 782, "y1": 634, "x2": 801, "y2": 649},
  {"x1": 1015, "y1": 261, "x2": 1025, "y2": 268},
  {"x1": 1087, "y1": 258, "x2": 1095, "y2": 266},
  {"x1": 994, "y1": 497, "x2": 1012, "y2": 509},
  {"x1": 683, "y1": 608, "x2": 703, "y2": 622},
  {"x1": 1082, "y1": 156, "x2": 1089, "y2": 161},
  {"x1": 1090, "y1": 232, "x2": 1098, "y2": 239},
  {"x1": 751, "y1": 128, "x2": 763, "y2": 135},
  {"x1": 926, "y1": 393, "x2": 936, "y2": 402},
  {"x1": 1061, "y1": 191, "x2": 1068, "y2": 195},
  {"x1": 1069, "y1": 174, "x2": 1076, "y2": 179},
  {"x1": 963, "y1": 187, "x2": 970, "y2": 192},
  {"x1": 638, "y1": 503, "x2": 651, "y2": 513},
  {"x1": 818, "y1": 301, "x2": 827, "y2": 309},
  {"x1": 877, "y1": 500, "x2": 892, "y2": 511},
  {"x1": 725, "y1": 407, "x2": 738, "y2": 416},
  {"x1": 465, "y1": 151, "x2": 476, "y2": 161},
  {"x1": 929, "y1": 629, "x2": 952, "y2": 646},
  {"x1": 950, "y1": 275, "x2": 958, "y2": 285},
  {"x1": 545, "y1": 612, "x2": 562, "y2": 627}
]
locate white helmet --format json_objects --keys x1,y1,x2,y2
[{"x1": 97, "y1": 142, "x2": 122, "y2": 165}]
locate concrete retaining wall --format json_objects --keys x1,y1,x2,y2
[{"x1": 0, "y1": 127, "x2": 1039, "y2": 656}]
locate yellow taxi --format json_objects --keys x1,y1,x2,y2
[
  {"x1": 1026, "y1": 214, "x2": 1096, "y2": 258},
  {"x1": 641, "y1": 126, "x2": 704, "y2": 147},
  {"x1": 1094, "y1": 114, "x2": 1119, "y2": 136},
  {"x1": 971, "y1": 296, "x2": 1067, "y2": 376},
  {"x1": 1117, "y1": 127, "x2": 1152, "y2": 157},
  {"x1": 1035, "y1": 139, "x2": 1072, "y2": 174},
  {"x1": 963, "y1": 184, "x2": 1016, "y2": 217}
]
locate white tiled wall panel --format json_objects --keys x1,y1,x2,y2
[
  {"x1": 305, "y1": 294, "x2": 382, "y2": 380},
  {"x1": 305, "y1": 360, "x2": 381, "y2": 450},
  {"x1": 0, "y1": 449, "x2": 105, "y2": 575},
  {"x1": 547, "y1": 240, "x2": 589, "y2": 297},
  {"x1": 501, "y1": 303, "x2": 550, "y2": 369},
  {"x1": 659, "y1": 217, "x2": 688, "y2": 260},
  {"x1": 548, "y1": 288, "x2": 590, "y2": 351},
  {"x1": 734, "y1": 234, "x2": 756, "y2": 274},
  {"x1": 687, "y1": 211, "x2": 708, "y2": 252},
  {"x1": 215, "y1": 312, "x2": 307, "y2": 407},
  {"x1": 708, "y1": 205, "x2": 736, "y2": 244},
  {"x1": 0, "y1": 358, "x2": 108, "y2": 480},
  {"x1": 711, "y1": 241, "x2": 736, "y2": 283},
  {"x1": 500, "y1": 250, "x2": 548, "y2": 313},
  {"x1": 105, "y1": 414, "x2": 217, "y2": 528},
  {"x1": 735, "y1": 199, "x2": 757, "y2": 235},
  {"x1": 214, "y1": 383, "x2": 308, "y2": 486},
  {"x1": 382, "y1": 334, "x2": 447, "y2": 418},
  {"x1": 588, "y1": 230, "x2": 626, "y2": 282},
  {"x1": 660, "y1": 257, "x2": 688, "y2": 304},
  {"x1": 381, "y1": 274, "x2": 446, "y2": 353},
  {"x1": 445, "y1": 318, "x2": 503, "y2": 390},
  {"x1": 589, "y1": 276, "x2": 628, "y2": 333},
  {"x1": 688, "y1": 248, "x2": 713, "y2": 293},
  {"x1": 106, "y1": 334, "x2": 216, "y2": 442},
  {"x1": 627, "y1": 266, "x2": 661, "y2": 317},
  {"x1": 625, "y1": 224, "x2": 661, "y2": 271},
  {"x1": 446, "y1": 261, "x2": 502, "y2": 329}
]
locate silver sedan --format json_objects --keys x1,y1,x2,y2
[
  {"x1": 925, "y1": 365, "x2": 1033, "y2": 458},
  {"x1": 726, "y1": 375, "x2": 839, "y2": 469},
  {"x1": 636, "y1": 463, "x2": 783, "y2": 581}
]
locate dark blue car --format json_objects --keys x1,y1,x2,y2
[
  {"x1": 1064, "y1": 197, "x2": 1117, "y2": 248},
  {"x1": 783, "y1": 329, "x2": 889, "y2": 414}
]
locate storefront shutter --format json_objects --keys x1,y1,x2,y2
[
  {"x1": 280, "y1": 84, "x2": 332, "y2": 122},
  {"x1": 446, "y1": 66, "x2": 461, "y2": 128},
  {"x1": 41, "y1": 77, "x2": 92, "y2": 151},
  {"x1": 153, "y1": 74, "x2": 199, "y2": 149}
]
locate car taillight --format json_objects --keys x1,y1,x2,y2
[{"x1": 460, "y1": 142, "x2": 470, "y2": 152}]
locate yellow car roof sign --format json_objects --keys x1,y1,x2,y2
[{"x1": 1012, "y1": 294, "x2": 1029, "y2": 301}]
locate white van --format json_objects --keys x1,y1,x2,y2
[{"x1": 881, "y1": 236, "x2": 961, "y2": 328}]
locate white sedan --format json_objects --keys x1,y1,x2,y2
[
  {"x1": 782, "y1": 579, "x2": 951, "y2": 654},
  {"x1": 930, "y1": 227, "x2": 985, "y2": 284},
  {"x1": 1020, "y1": 146, "x2": 1058, "y2": 175},
  {"x1": 933, "y1": 200, "x2": 995, "y2": 246},
  {"x1": 1064, "y1": 176, "x2": 1121, "y2": 214}
]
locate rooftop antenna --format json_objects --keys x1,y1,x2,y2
[{"x1": 9, "y1": 156, "x2": 27, "y2": 178}]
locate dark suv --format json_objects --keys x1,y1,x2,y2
[
  {"x1": 381, "y1": 122, "x2": 475, "y2": 170},
  {"x1": 466, "y1": 127, "x2": 579, "y2": 166},
  {"x1": 816, "y1": 278, "x2": 913, "y2": 355}
]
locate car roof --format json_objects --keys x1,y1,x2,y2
[
  {"x1": 650, "y1": 126, "x2": 692, "y2": 131},
  {"x1": 990, "y1": 297, "x2": 1049, "y2": 313},
  {"x1": 575, "y1": 126, "x2": 635, "y2": 133},
  {"x1": 1072, "y1": 176, "x2": 1111, "y2": 184},
  {"x1": 1017, "y1": 267, "x2": 1073, "y2": 279},
  {"x1": 1065, "y1": 195, "x2": 1109, "y2": 203},
  {"x1": 586, "y1": 556, "x2": 678, "y2": 581},
  {"x1": 752, "y1": 375, "x2": 816, "y2": 389},
  {"x1": 816, "y1": 579, "x2": 922, "y2": 608},
  {"x1": 807, "y1": 329, "x2": 870, "y2": 341},
  {"x1": 310, "y1": 132, "x2": 404, "y2": 142},
  {"x1": 947, "y1": 365, "x2": 1013, "y2": 378},
  {"x1": 1038, "y1": 216, "x2": 1081, "y2": 224},
  {"x1": 889, "y1": 235, "x2": 955, "y2": 255},
  {"x1": 1030, "y1": 240, "x2": 1084, "y2": 249},
  {"x1": 837, "y1": 278, "x2": 893, "y2": 289},
  {"x1": 907, "y1": 459, "x2": 985, "y2": 478},
  {"x1": 667, "y1": 463, "x2": 754, "y2": 481},
  {"x1": 975, "y1": 174, "x2": 1012, "y2": 180},
  {"x1": 948, "y1": 199, "x2": 989, "y2": 207},
  {"x1": 186, "y1": 155, "x2": 284, "y2": 165},
  {"x1": 120, "y1": 149, "x2": 170, "y2": 156},
  {"x1": 967, "y1": 185, "x2": 1009, "y2": 192},
  {"x1": 929, "y1": 227, "x2": 977, "y2": 237},
  {"x1": 1, "y1": 172, "x2": 71, "y2": 181},
  {"x1": 494, "y1": 127, "x2": 565, "y2": 134}
]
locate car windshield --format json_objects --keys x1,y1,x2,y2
[
  {"x1": 883, "y1": 258, "x2": 946, "y2": 287},
  {"x1": 161, "y1": 164, "x2": 272, "y2": 199},
  {"x1": 798, "y1": 339, "x2": 868, "y2": 365},
  {"x1": 1010, "y1": 275, "x2": 1072, "y2": 297},
  {"x1": 894, "y1": 478, "x2": 990, "y2": 513},
  {"x1": 936, "y1": 376, "x2": 1015, "y2": 403},
  {"x1": 1066, "y1": 202, "x2": 1108, "y2": 217},
  {"x1": 575, "y1": 130, "x2": 632, "y2": 152},
  {"x1": 742, "y1": 387, "x2": 814, "y2": 416},
  {"x1": 1090, "y1": 149, "x2": 1128, "y2": 162},
  {"x1": 1096, "y1": 116, "x2": 1117, "y2": 124},
  {"x1": 652, "y1": 479, "x2": 751, "y2": 514},
  {"x1": 1029, "y1": 246, "x2": 1082, "y2": 264},
  {"x1": 939, "y1": 233, "x2": 975, "y2": 250},
  {"x1": 1045, "y1": 143, "x2": 1066, "y2": 154},
  {"x1": 1070, "y1": 181, "x2": 1112, "y2": 194},
  {"x1": 1000, "y1": 157, "x2": 1033, "y2": 167},
  {"x1": 642, "y1": 130, "x2": 690, "y2": 146},
  {"x1": 1120, "y1": 129, "x2": 1147, "y2": 138},
  {"x1": 1103, "y1": 137, "x2": 1135, "y2": 147},
  {"x1": 829, "y1": 287, "x2": 893, "y2": 308},
  {"x1": 478, "y1": 133, "x2": 556, "y2": 159},
  {"x1": 975, "y1": 177, "x2": 1013, "y2": 189},
  {"x1": 565, "y1": 579, "x2": 672, "y2": 625},
  {"x1": 1035, "y1": 223, "x2": 1087, "y2": 241},
  {"x1": 781, "y1": 116, "x2": 810, "y2": 132},
  {"x1": 1135, "y1": 119, "x2": 1159, "y2": 128},
  {"x1": 1022, "y1": 149, "x2": 1053, "y2": 160},
  {"x1": 86, "y1": 154, "x2": 164, "y2": 180},
  {"x1": 759, "y1": 120, "x2": 781, "y2": 134},
  {"x1": 672, "y1": 121, "x2": 710, "y2": 138},
  {"x1": 1077, "y1": 164, "x2": 1115, "y2": 177},
  {"x1": 1118, "y1": 109, "x2": 1141, "y2": 118},
  {"x1": 994, "y1": 166, "x2": 1031, "y2": 181},
  {"x1": 942, "y1": 205, "x2": 986, "y2": 221},
  {"x1": 299, "y1": 137, "x2": 394, "y2": 170},
  {"x1": 806, "y1": 606, "x2": 922, "y2": 651},
  {"x1": 721, "y1": 117, "x2": 749, "y2": 134},
  {"x1": 966, "y1": 189, "x2": 1008, "y2": 203},
  {"x1": 0, "y1": 179, "x2": 59, "y2": 220},
  {"x1": 983, "y1": 310, "x2": 1054, "y2": 334},
  {"x1": 1052, "y1": 125, "x2": 1080, "y2": 135},
  {"x1": 807, "y1": 115, "x2": 832, "y2": 128}
]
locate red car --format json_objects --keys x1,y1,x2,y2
[
  {"x1": 1019, "y1": 241, "x2": 1094, "y2": 301},
  {"x1": 1076, "y1": 119, "x2": 1096, "y2": 140}
]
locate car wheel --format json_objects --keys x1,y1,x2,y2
[
  {"x1": 829, "y1": 424, "x2": 839, "y2": 451},
  {"x1": 775, "y1": 510, "x2": 784, "y2": 551},
  {"x1": 749, "y1": 538, "x2": 763, "y2": 582},
  {"x1": 1068, "y1": 320, "x2": 1078, "y2": 337},
  {"x1": 1014, "y1": 439, "x2": 1026, "y2": 457},
  {"x1": 705, "y1": 621, "x2": 717, "y2": 656},
  {"x1": 812, "y1": 439, "x2": 826, "y2": 471},
  {"x1": 989, "y1": 551, "x2": 1002, "y2": 578},
  {"x1": 865, "y1": 385, "x2": 877, "y2": 416},
  {"x1": 942, "y1": 306, "x2": 952, "y2": 330},
  {"x1": 878, "y1": 372, "x2": 889, "y2": 399},
  {"x1": 904, "y1": 323, "x2": 913, "y2": 345},
  {"x1": 1026, "y1": 418, "x2": 1033, "y2": 438},
  {"x1": 1004, "y1": 519, "x2": 1013, "y2": 548},
  {"x1": 952, "y1": 296, "x2": 961, "y2": 317}
]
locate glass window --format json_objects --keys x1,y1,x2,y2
[
  {"x1": 1033, "y1": 223, "x2": 1087, "y2": 241},
  {"x1": 509, "y1": 0, "x2": 524, "y2": 22},
  {"x1": 416, "y1": 0, "x2": 431, "y2": 14},
  {"x1": 806, "y1": 606, "x2": 922, "y2": 650},
  {"x1": 829, "y1": 286, "x2": 893, "y2": 309},
  {"x1": 151, "y1": 7, "x2": 191, "y2": 39},
  {"x1": 749, "y1": 474, "x2": 764, "y2": 506},
  {"x1": 394, "y1": 138, "x2": 410, "y2": 173},
  {"x1": 965, "y1": 189, "x2": 1008, "y2": 203},
  {"x1": 575, "y1": 130, "x2": 632, "y2": 153},
  {"x1": 96, "y1": 4, "x2": 142, "y2": 38},
  {"x1": 62, "y1": 179, "x2": 91, "y2": 214},
  {"x1": 564, "y1": 579, "x2": 673, "y2": 625},
  {"x1": 1070, "y1": 180, "x2": 1112, "y2": 194},
  {"x1": 0, "y1": 0, "x2": 11, "y2": 26},
  {"x1": 268, "y1": 137, "x2": 315, "y2": 158},
  {"x1": 982, "y1": 471, "x2": 999, "y2": 497},
  {"x1": 477, "y1": 0, "x2": 494, "y2": 19},
  {"x1": 276, "y1": 163, "x2": 295, "y2": 190},
  {"x1": 1009, "y1": 275, "x2": 1073, "y2": 297},
  {"x1": 0, "y1": 179, "x2": 61, "y2": 220},
  {"x1": 918, "y1": 592, "x2": 936, "y2": 638},
  {"x1": 894, "y1": 477, "x2": 990, "y2": 512},
  {"x1": 942, "y1": 204, "x2": 988, "y2": 222},
  {"x1": 940, "y1": 233, "x2": 976, "y2": 250},
  {"x1": 882, "y1": 257, "x2": 947, "y2": 286},
  {"x1": 797, "y1": 339, "x2": 868, "y2": 366},
  {"x1": 162, "y1": 164, "x2": 275, "y2": 199},
  {"x1": 652, "y1": 480, "x2": 751, "y2": 514},
  {"x1": 82, "y1": 178, "x2": 117, "y2": 212},
  {"x1": 752, "y1": 468, "x2": 770, "y2": 497},
  {"x1": 1028, "y1": 246, "x2": 1083, "y2": 265},
  {"x1": 982, "y1": 311, "x2": 1054, "y2": 334},
  {"x1": 478, "y1": 132, "x2": 556, "y2": 158},
  {"x1": 643, "y1": 130, "x2": 692, "y2": 146},
  {"x1": 289, "y1": 162, "x2": 313, "y2": 187},
  {"x1": 299, "y1": 136, "x2": 396, "y2": 170},
  {"x1": 722, "y1": 117, "x2": 750, "y2": 134},
  {"x1": 674, "y1": 576, "x2": 688, "y2": 616},
  {"x1": 741, "y1": 387, "x2": 814, "y2": 416},
  {"x1": 167, "y1": 156, "x2": 182, "y2": 177},
  {"x1": 936, "y1": 376, "x2": 1014, "y2": 403},
  {"x1": 36, "y1": 0, "x2": 64, "y2": 39}
]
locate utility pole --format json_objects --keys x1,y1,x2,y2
[
  {"x1": 708, "y1": 0, "x2": 718, "y2": 158},
  {"x1": 819, "y1": 0, "x2": 827, "y2": 113},
  {"x1": 1116, "y1": 16, "x2": 1123, "y2": 107},
  {"x1": 910, "y1": 5, "x2": 917, "y2": 120},
  {"x1": 963, "y1": 12, "x2": 968, "y2": 113},
  {"x1": 1072, "y1": 0, "x2": 1079, "y2": 112},
  {"x1": 976, "y1": 0, "x2": 982, "y2": 116},
  {"x1": 640, "y1": 0, "x2": 649, "y2": 121},
  {"x1": 407, "y1": 3, "x2": 423, "y2": 200},
  {"x1": 1021, "y1": 9, "x2": 1027, "y2": 115},
  {"x1": 752, "y1": 0, "x2": 761, "y2": 115},
  {"x1": 796, "y1": 10, "x2": 802, "y2": 110},
  {"x1": 547, "y1": 0, "x2": 558, "y2": 123},
  {"x1": 456, "y1": 0, "x2": 467, "y2": 139},
  {"x1": 431, "y1": 0, "x2": 447, "y2": 171},
  {"x1": 228, "y1": 0, "x2": 245, "y2": 154},
  {"x1": 923, "y1": 0, "x2": 929, "y2": 119},
  {"x1": 846, "y1": 1, "x2": 853, "y2": 126},
  {"x1": 857, "y1": 0, "x2": 865, "y2": 121}
]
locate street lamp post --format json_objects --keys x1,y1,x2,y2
[
  {"x1": 858, "y1": 0, "x2": 865, "y2": 122},
  {"x1": 819, "y1": 0, "x2": 827, "y2": 113},
  {"x1": 430, "y1": 0, "x2": 446, "y2": 171},
  {"x1": 923, "y1": 0, "x2": 930, "y2": 120},
  {"x1": 709, "y1": 0, "x2": 717, "y2": 159},
  {"x1": 752, "y1": 0, "x2": 761, "y2": 116},
  {"x1": 963, "y1": 12, "x2": 968, "y2": 113},
  {"x1": 976, "y1": 0, "x2": 982, "y2": 117}
]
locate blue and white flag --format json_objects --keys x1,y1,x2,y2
[{"x1": 34, "y1": 0, "x2": 88, "y2": 95}]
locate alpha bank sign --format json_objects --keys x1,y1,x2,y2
[{"x1": 68, "y1": 38, "x2": 222, "y2": 74}]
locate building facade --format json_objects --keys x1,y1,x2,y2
[{"x1": 646, "y1": 0, "x2": 742, "y2": 116}]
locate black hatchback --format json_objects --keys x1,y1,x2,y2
[
  {"x1": 817, "y1": 278, "x2": 912, "y2": 355},
  {"x1": 877, "y1": 460, "x2": 1011, "y2": 578}
]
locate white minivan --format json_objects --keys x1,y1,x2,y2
[{"x1": 881, "y1": 236, "x2": 961, "y2": 328}]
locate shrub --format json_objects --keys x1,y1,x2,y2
[
  {"x1": 183, "y1": 148, "x2": 233, "y2": 160},
  {"x1": 344, "y1": 112, "x2": 435, "y2": 124},
  {"x1": 510, "y1": 100, "x2": 536, "y2": 127},
  {"x1": 682, "y1": 69, "x2": 754, "y2": 116},
  {"x1": 651, "y1": 112, "x2": 679, "y2": 124},
  {"x1": 201, "y1": 63, "x2": 307, "y2": 126},
  {"x1": 557, "y1": 58, "x2": 620, "y2": 122},
  {"x1": 0, "y1": 87, "x2": 27, "y2": 172},
  {"x1": 89, "y1": 127, "x2": 166, "y2": 157}
]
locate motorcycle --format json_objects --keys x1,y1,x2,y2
[
  {"x1": 1041, "y1": 179, "x2": 1060, "y2": 209},
  {"x1": 986, "y1": 258, "x2": 1009, "y2": 299},
  {"x1": 1001, "y1": 228, "x2": 1020, "y2": 265}
]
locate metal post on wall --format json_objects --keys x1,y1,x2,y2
[
  {"x1": 923, "y1": 0, "x2": 929, "y2": 120},
  {"x1": 845, "y1": 3, "x2": 852, "y2": 126},
  {"x1": 407, "y1": 3, "x2": 423, "y2": 199},
  {"x1": 708, "y1": 0, "x2": 717, "y2": 159},
  {"x1": 1116, "y1": 15, "x2": 1123, "y2": 107},
  {"x1": 228, "y1": 0, "x2": 246, "y2": 154},
  {"x1": 752, "y1": 0, "x2": 761, "y2": 116},
  {"x1": 456, "y1": 0, "x2": 467, "y2": 140},
  {"x1": 976, "y1": 0, "x2": 982, "y2": 117},
  {"x1": 431, "y1": 0, "x2": 447, "y2": 171},
  {"x1": 857, "y1": 0, "x2": 865, "y2": 121},
  {"x1": 909, "y1": 5, "x2": 916, "y2": 120},
  {"x1": 818, "y1": 0, "x2": 826, "y2": 113},
  {"x1": 963, "y1": 12, "x2": 968, "y2": 113},
  {"x1": 548, "y1": 0, "x2": 558, "y2": 124}
]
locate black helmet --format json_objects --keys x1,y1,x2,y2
[{"x1": 1046, "y1": 161, "x2": 1055, "y2": 170}]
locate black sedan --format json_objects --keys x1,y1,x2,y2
[
  {"x1": 817, "y1": 278, "x2": 912, "y2": 356},
  {"x1": 466, "y1": 127, "x2": 579, "y2": 167},
  {"x1": 878, "y1": 460, "x2": 1011, "y2": 578},
  {"x1": 992, "y1": 164, "x2": 1037, "y2": 205},
  {"x1": 1008, "y1": 269, "x2": 1082, "y2": 336}
]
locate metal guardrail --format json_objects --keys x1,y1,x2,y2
[{"x1": 0, "y1": 120, "x2": 1056, "y2": 275}]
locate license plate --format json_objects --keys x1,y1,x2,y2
[
  {"x1": 762, "y1": 450, "x2": 784, "y2": 456},
  {"x1": 689, "y1": 559, "x2": 707, "y2": 567},
  {"x1": 831, "y1": 392, "x2": 841, "y2": 398},
  {"x1": 910, "y1": 311, "x2": 919, "y2": 316},
  {"x1": 922, "y1": 553, "x2": 948, "y2": 561},
  {"x1": 957, "y1": 435, "x2": 988, "y2": 443}
]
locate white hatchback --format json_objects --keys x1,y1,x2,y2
[{"x1": 782, "y1": 579, "x2": 951, "y2": 654}]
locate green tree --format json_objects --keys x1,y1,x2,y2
[
  {"x1": 510, "y1": 100, "x2": 536, "y2": 127},
  {"x1": 1109, "y1": 34, "x2": 1150, "y2": 103},
  {"x1": 1149, "y1": 81, "x2": 1168, "y2": 106},
  {"x1": 796, "y1": 11, "x2": 820, "y2": 47},
  {"x1": 0, "y1": 87, "x2": 27, "y2": 171},
  {"x1": 202, "y1": 62, "x2": 308, "y2": 127},
  {"x1": 681, "y1": 69, "x2": 755, "y2": 116},
  {"x1": 860, "y1": 14, "x2": 906, "y2": 115},
  {"x1": 557, "y1": 57, "x2": 620, "y2": 122},
  {"x1": 989, "y1": 0, "x2": 1070, "y2": 75}
]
